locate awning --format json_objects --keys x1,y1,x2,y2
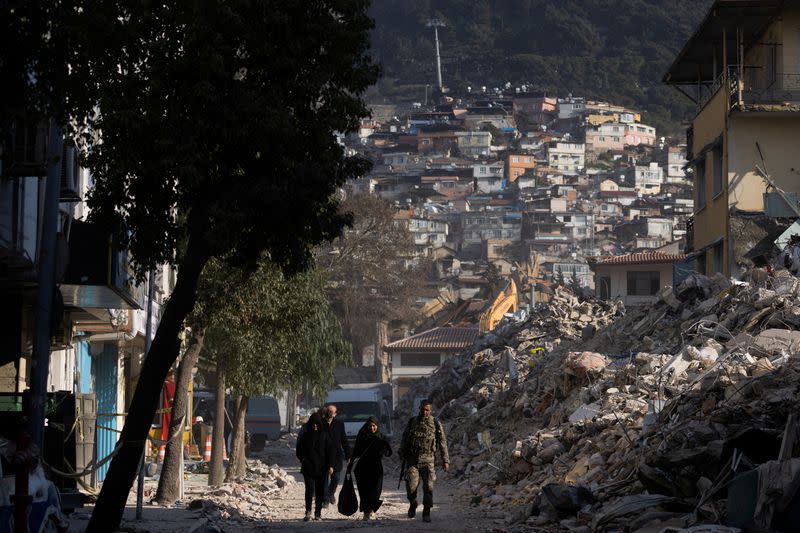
[{"x1": 663, "y1": 0, "x2": 782, "y2": 85}]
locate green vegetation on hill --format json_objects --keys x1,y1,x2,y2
[{"x1": 369, "y1": 0, "x2": 712, "y2": 135}]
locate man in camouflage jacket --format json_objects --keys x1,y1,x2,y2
[{"x1": 399, "y1": 399, "x2": 449, "y2": 522}]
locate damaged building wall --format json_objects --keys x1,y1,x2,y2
[
  {"x1": 727, "y1": 117, "x2": 799, "y2": 213},
  {"x1": 592, "y1": 262, "x2": 672, "y2": 305}
]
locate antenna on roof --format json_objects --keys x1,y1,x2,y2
[{"x1": 426, "y1": 19, "x2": 446, "y2": 92}]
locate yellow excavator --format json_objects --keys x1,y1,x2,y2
[{"x1": 479, "y1": 278, "x2": 519, "y2": 333}]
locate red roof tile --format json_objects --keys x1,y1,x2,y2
[
  {"x1": 384, "y1": 326, "x2": 480, "y2": 352},
  {"x1": 589, "y1": 251, "x2": 687, "y2": 266}
]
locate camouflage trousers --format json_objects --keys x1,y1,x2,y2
[{"x1": 405, "y1": 461, "x2": 436, "y2": 507}]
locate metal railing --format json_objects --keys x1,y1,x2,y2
[{"x1": 732, "y1": 72, "x2": 800, "y2": 109}]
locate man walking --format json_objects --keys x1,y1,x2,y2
[
  {"x1": 399, "y1": 399, "x2": 449, "y2": 523},
  {"x1": 323, "y1": 403, "x2": 350, "y2": 506}
]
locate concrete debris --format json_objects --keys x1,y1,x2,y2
[
  {"x1": 399, "y1": 274, "x2": 800, "y2": 531},
  {"x1": 190, "y1": 460, "x2": 295, "y2": 523}
]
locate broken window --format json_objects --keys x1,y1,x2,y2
[
  {"x1": 626, "y1": 271, "x2": 660, "y2": 296},
  {"x1": 712, "y1": 242, "x2": 724, "y2": 274},
  {"x1": 712, "y1": 146, "x2": 723, "y2": 196},
  {"x1": 400, "y1": 353, "x2": 441, "y2": 366},
  {"x1": 696, "y1": 158, "x2": 707, "y2": 209}
]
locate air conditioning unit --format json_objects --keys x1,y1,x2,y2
[{"x1": 60, "y1": 142, "x2": 81, "y2": 201}]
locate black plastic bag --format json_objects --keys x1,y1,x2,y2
[{"x1": 338, "y1": 471, "x2": 358, "y2": 516}]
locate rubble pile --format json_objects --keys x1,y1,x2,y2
[
  {"x1": 395, "y1": 287, "x2": 625, "y2": 417},
  {"x1": 190, "y1": 461, "x2": 295, "y2": 522},
  {"x1": 402, "y1": 274, "x2": 800, "y2": 531}
]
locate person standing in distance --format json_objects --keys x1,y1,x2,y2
[
  {"x1": 398, "y1": 399, "x2": 449, "y2": 523},
  {"x1": 322, "y1": 403, "x2": 350, "y2": 506}
]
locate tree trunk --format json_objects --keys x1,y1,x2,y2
[
  {"x1": 87, "y1": 237, "x2": 209, "y2": 533},
  {"x1": 154, "y1": 327, "x2": 205, "y2": 504},
  {"x1": 209, "y1": 358, "x2": 226, "y2": 486},
  {"x1": 225, "y1": 394, "x2": 248, "y2": 482}
]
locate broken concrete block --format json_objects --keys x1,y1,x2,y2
[
  {"x1": 752, "y1": 329, "x2": 800, "y2": 356},
  {"x1": 564, "y1": 352, "x2": 607, "y2": 377},
  {"x1": 568, "y1": 402, "x2": 602, "y2": 423},
  {"x1": 565, "y1": 457, "x2": 590, "y2": 485},
  {"x1": 542, "y1": 484, "x2": 594, "y2": 516},
  {"x1": 659, "y1": 353, "x2": 691, "y2": 383}
]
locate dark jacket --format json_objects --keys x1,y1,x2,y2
[
  {"x1": 296, "y1": 415, "x2": 336, "y2": 477},
  {"x1": 351, "y1": 417, "x2": 392, "y2": 513},
  {"x1": 325, "y1": 417, "x2": 351, "y2": 470}
]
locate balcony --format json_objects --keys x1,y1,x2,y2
[{"x1": 732, "y1": 73, "x2": 800, "y2": 111}]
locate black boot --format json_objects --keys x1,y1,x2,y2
[
  {"x1": 422, "y1": 505, "x2": 431, "y2": 522},
  {"x1": 408, "y1": 500, "x2": 418, "y2": 518}
]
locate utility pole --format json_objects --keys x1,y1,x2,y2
[
  {"x1": 427, "y1": 19, "x2": 445, "y2": 92},
  {"x1": 28, "y1": 120, "x2": 63, "y2": 451}
]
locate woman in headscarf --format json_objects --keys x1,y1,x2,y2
[
  {"x1": 348, "y1": 416, "x2": 392, "y2": 520},
  {"x1": 296, "y1": 412, "x2": 336, "y2": 521}
]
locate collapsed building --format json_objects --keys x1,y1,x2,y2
[{"x1": 397, "y1": 269, "x2": 800, "y2": 531}]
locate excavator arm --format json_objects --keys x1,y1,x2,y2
[{"x1": 479, "y1": 278, "x2": 518, "y2": 333}]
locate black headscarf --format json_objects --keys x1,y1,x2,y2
[
  {"x1": 306, "y1": 412, "x2": 325, "y2": 433},
  {"x1": 356, "y1": 416, "x2": 384, "y2": 441}
]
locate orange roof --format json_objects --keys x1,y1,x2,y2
[
  {"x1": 392, "y1": 209, "x2": 414, "y2": 220},
  {"x1": 589, "y1": 251, "x2": 687, "y2": 266},
  {"x1": 384, "y1": 327, "x2": 480, "y2": 352}
]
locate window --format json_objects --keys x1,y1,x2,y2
[
  {"x1": 598, "y1": 276, "x2": 611, "y2": 300},
  {"x1": 696, "y1": 253, "x2": 707, "y2": 276},
  {"x1": 712, "y1": 146, "x2": 723, "y2": 196},
  {"x1": 511, "y1": 156, "x2": 519, "y2": 163},
  {"x1": 696, "y1": 159, "x2": 707, "y2": 209},
  {"x1": 627, "y1": 271, "x2": 661, "y2": 296},
  {"x1": 400, "y1": 353, "x2": 439, "y2": 366},
  {"x1": 712, "y1": 242, "x2": 724, "y2": 274}
]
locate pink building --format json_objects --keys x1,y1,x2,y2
[{"x1": 586, "y1": 122, "x2": 657, "y2": 153}]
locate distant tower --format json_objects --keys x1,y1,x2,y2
[{"x1": 426, "y1": 19, "x2": 445, "y2": 91}]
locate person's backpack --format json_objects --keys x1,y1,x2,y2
[{"x1": 337, "y1": 466, "x2": 358, "y2": 516}]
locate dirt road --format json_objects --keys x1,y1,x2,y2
[
  {"x1": 236, "y1": 437, "x2": 511, "y2": 532},
  {"x1": 68, "y1": 434, "x2": 519, "y2": 532}
]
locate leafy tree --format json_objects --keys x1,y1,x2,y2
[
  {"x1": 568, "y1": 268, "x2": 582, "y2": 293},
  {"x1": 316, "y1": 193, "x2": 424, "y2": 359},
  {"x1": 554, "y1": 266, "x2": 565, "y2": 286},
  {"x1": 481, "y1": 262, "x2": 504, "y2": 293},
  {"x1": 5, "y1": 2, "x2": 379, "y2": 529},
  {"x1": 201, "y1": 258, "x2": 350, "y2": 482}
]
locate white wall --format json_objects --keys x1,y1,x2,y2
[{"x1": 594, "y1": 263, "x2": 672, "y2": 306}]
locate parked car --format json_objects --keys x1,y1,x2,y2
[{"x1": 245, "y1": 396, "x2": 281, "y2": 452}]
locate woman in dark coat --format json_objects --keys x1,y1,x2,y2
[
  {"x1": 348, "y1": 416, "x2": 392, "y2": 520},
  {"x1": 296, "y1": 413, "x2": 336, "y2": 521}
]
